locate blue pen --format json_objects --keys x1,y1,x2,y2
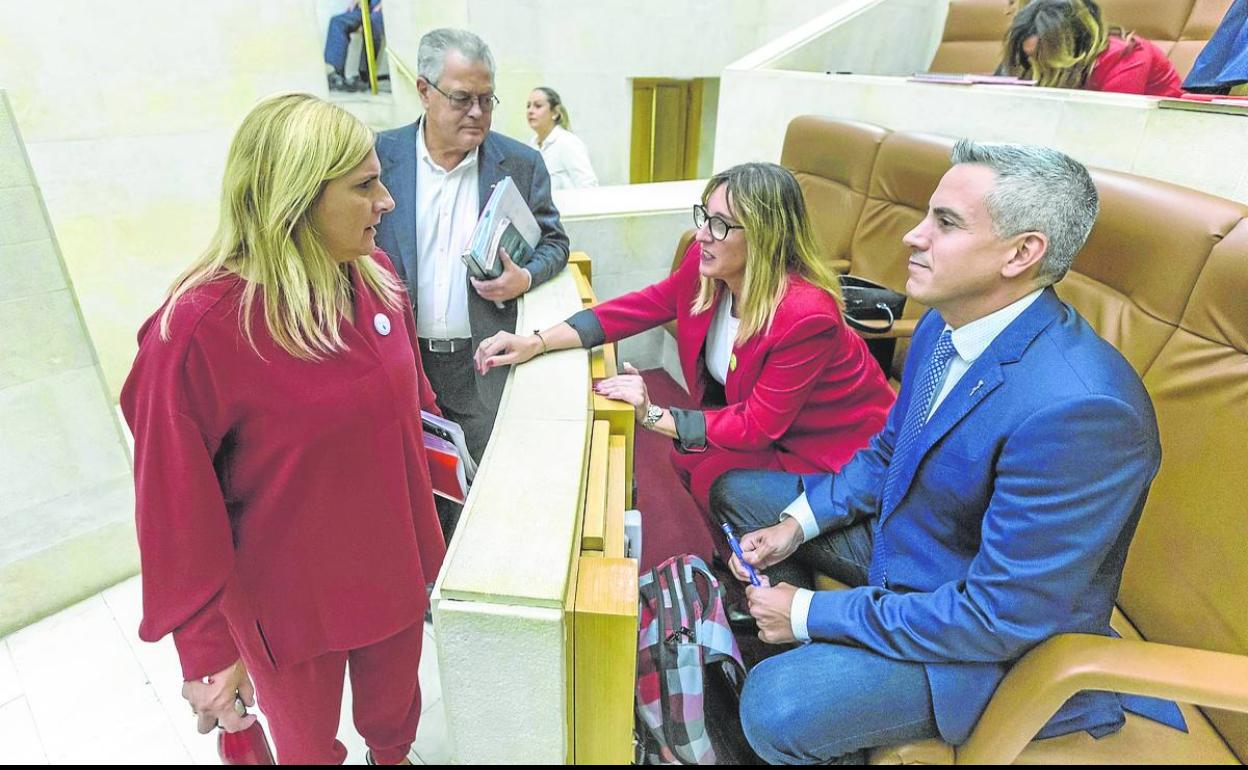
[{"x1": 721, "y1": 523, "x2": 762, "y2": 587}]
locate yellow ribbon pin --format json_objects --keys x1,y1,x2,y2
[{"x1": 729, "y1": 353, "x2": 738, "y2": 372}]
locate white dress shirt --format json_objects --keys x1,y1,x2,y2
[
  {"x1": 784, "y1": 289, "x2": 1044, "y2": 641},
  {"x1": 705, "y1": 295, "x2": 739, "y2": 386},
  {"x1": 415, "y1": 122, "x2": 478, "y2": 340},
  {"x1": 529, "y1": 125, "x2": 598, "y2": 191}
]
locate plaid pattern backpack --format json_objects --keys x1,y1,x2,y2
[{"x1": 635, "y1": 554, "x2": 749, "y2": 765}]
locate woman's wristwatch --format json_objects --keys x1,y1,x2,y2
[{"x1": 642, "y1": 404, "x2": 664, "y2": 429}]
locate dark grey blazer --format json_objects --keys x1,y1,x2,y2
[{"x1": 375, "y1": 119, "x2": 570, "y2": 406}]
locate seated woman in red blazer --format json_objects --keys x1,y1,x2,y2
[
  {"x1": 998, "y1": 0, "x2": 1183, "y2": 97},
  {"x1": 475, "y1": 162, "x2": 895, "y2": 512},
  {"x1": 122, "y1": 94, "x2": 443, "y2": 764}
]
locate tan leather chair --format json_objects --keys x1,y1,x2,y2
[
  {"x1": 928, "y1": 0, "x2": 1234, "y2": 78},
  {"x1": 771, "y1": 115, "x2": 1248, "y2": 764},
  {"x1": 780, "y1": 116, "x2": 956, "y2": 379}
]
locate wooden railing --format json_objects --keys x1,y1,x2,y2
[
  {"x1": 564, "y1": 251, "x2": 638, "y2": 764},
  {"x1": 433, "y1": 254, "x2": 638, "y2": 764}
]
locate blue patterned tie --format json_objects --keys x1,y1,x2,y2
[{"x1": 869, "y1": 329, "x2": 957, "y2": 586}]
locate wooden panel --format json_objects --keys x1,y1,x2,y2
[
  {"x1": 561, "y1": 445, "x2": 591, "y2": 765},
  {"x1": 568, "y1": 251, "x2": 592, "y2": 283},
  {"x1": 589, "y1": 347, "x2": 608, "y2": 380},
  {"x1": 592, "y1": 396, "x2": 635, "y2": 507},
  {"x1": 589, "y1": 342, "x2": 618, "y2": 381},
  {"x1": 605, "y1": 436, "x2": 627, "y2": 559},
  {"x1": 563, "y1": 554, "x2": 581, "y2": 764},
  {"x1": 632, "y1": 78, "x2": 701, "y2": 183},
  {"x1": 601, "y1": 340, "x2": 619, "y2": 378},
  {"x1": 652, "y1": 83, "x2": 688, "y2": 183},
  {"x1": 580, "y1": 421, "x2": 610, "y2": 552},
  {"x1": 683, "y1": 79, "x2": 705, "y2": 181},
  {"x1": 570, "y1": 264, "x2": 594, "y2": 307},
  {"x1": 630, "y1": 83, "x2": 654, "y2": 184},
  {"x1": 573, "y1": 557, "x2": 640, "y2": 764}
]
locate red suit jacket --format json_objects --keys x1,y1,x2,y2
[
  {"x1": 587, "y1": 242, "x2": 895, "y2": 508},
  {"x1": 1086, "y1": 35, "x2": 1184, "y2": 97},
  {"x1": 121, "y1": 251, "x2": 445, "y2": 680}
]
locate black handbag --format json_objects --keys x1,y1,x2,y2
[{"x1": 839, "y1": 275, "x2": 907, "y2": 375}]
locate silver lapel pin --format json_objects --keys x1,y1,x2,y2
[{"x1": 969, "y1": 379, "x2": 984, "y2": 397}]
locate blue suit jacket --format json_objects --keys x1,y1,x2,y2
[
  {"x1": 374, "y1": 120, "x2": 570, "y2": 405},
  {"x1": 802, "y1": 288, "x2": 1161, "y2": 744}
]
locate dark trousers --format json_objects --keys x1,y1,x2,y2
[
  {"x1": 708, "y1": 470, "x2": 939, "y2": 764},
  {"x1": 324, "y1": 2, "x2": 384, "y2": 78},
  {"x1": 708, "y1": 470, "x2": 874, "y2": 590},
  {"x1": 422, "y1": 346, "x2": 499, "y2": 542}
]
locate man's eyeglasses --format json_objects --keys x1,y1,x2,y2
[
  {"x1": 426, "y1": 80, "x2": 500, "y2": 113},
  {"x1": 693, "y1": 204, "x2": 745, "y2": 241}
]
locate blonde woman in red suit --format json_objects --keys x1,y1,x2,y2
[
  {"x1": 475, "y1": 162, "x2": 896, "y2": 513},
  {"x1": 121, "y1": 94, "x2": 443, "y2": 764}
]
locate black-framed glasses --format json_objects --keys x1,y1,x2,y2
[
  {"x1": 426, "y1": 80, "x2": 500, "y2": 113},
  {"x1": 693, "y1": 204, "x2": 745, "y2": 241}
]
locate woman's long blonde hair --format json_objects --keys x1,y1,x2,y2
[
  {"x1": 160, "y1": 93, "x2": 404, "y2": 360},
  {"x1": 690, "y1": 163, "x2": 841, "y2": 344},
  {"x1": 1000, "y1": 0, "x2": 1117, "y2": 89}
]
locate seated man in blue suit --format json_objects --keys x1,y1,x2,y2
[{"x1": 711, "y1": 140, "x2": 1163, "y2": 763}]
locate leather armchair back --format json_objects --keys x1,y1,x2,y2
[{"x1": 929, "y1": 0, "x2": 1234, "y2": 78}]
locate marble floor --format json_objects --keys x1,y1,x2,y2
[{"x1": 0, "y1": 576, "x2": 448, "y2": 764}]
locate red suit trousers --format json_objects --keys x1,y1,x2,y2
[{"x1": 244, "y1": 622, "x2": 425, "y2": 764}]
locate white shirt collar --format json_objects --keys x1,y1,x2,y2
[
  {"x1": 535, "y1": 124, "x2": 565, "y2": 150},
  {"x1": 945, "y1": 288, "x2": 1044, "y2": 363},
  {"x1": 416, "y1": 121, "x2": 477, "y2": 174}
]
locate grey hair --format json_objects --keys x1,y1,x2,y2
[
  {"x1": 951, "y1": 139, "x2": 1099, "y2": 285},
  {"x1": 417, "y1": 28, "x2": 496, "y2": 85}
]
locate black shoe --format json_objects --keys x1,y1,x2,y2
[
  {"x1": 327, "y1": 72, "x2": 350, "y2": 92},
  {"x1": 347, "y1": 76, "x2": 371, "y2": 92},
  {"x1": 726, "y1": 599, "x2": 757, "y2": 633}
]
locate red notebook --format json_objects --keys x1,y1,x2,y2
[
  {"x1": 424, "y1": 432, "x2": 469, "y2": 503},
  {"x1": 218, "y1": 719, "x2": 274, "y2": 765}
]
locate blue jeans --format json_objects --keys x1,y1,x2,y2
[
  {"x1": 710, "y1": 470, "x2": 940, "y2": 764},
  {"x1": 324, "y1": 2, "x2": 385, "y2": 77},
  {"x1": 741, "y1": 643, "x2": 938, "y2": 764}
]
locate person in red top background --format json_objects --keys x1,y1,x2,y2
[
  {"x1": 998, "y1": 0, "x2": 1184, "y2": 98},
  {"x1": 474, "y1": 163, "x2": 896, "y2": 515},
  {"x1": 121, "y1": 94, "x2": 444, "y2": 764}
]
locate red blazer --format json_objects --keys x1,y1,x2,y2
[
  {"x1": 1087, "y1": 36, "x2": 1183, "y2": 97},
  {"x1": 591, "y1": 242, "x2": 895, "y2": 475},
  {"x1": 120, "y1": 251, "x2": 445, "y2": 680}
]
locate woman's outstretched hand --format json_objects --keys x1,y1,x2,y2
[
  {"x1": 475, "y1": 331, "x2": 544, "y2": 375},
  {"x1": 593, "y1": 362, "x2": 651, "y2": 421}
]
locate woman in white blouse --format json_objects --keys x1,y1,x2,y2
[{"x1": 526, "y1": 87, "x2": 598, "y2": 190}]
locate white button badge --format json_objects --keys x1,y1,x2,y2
[{"x1": 373, "y1": 313, "x2": 391, "y2": 336}]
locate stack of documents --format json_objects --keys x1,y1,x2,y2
[
  {"x1": 461, "y1": 176, "x2": 541, "y2": 280},
  {"x1": 421, "y1": 410, "x2": 477, "y2": 503},
  {"x1": 909, "y1": 72, "x2": 1036, "y2": 86}
]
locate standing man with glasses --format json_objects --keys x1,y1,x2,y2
[{"x1": 376, "y1": 28, "x2": 569, "y2": 540}]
